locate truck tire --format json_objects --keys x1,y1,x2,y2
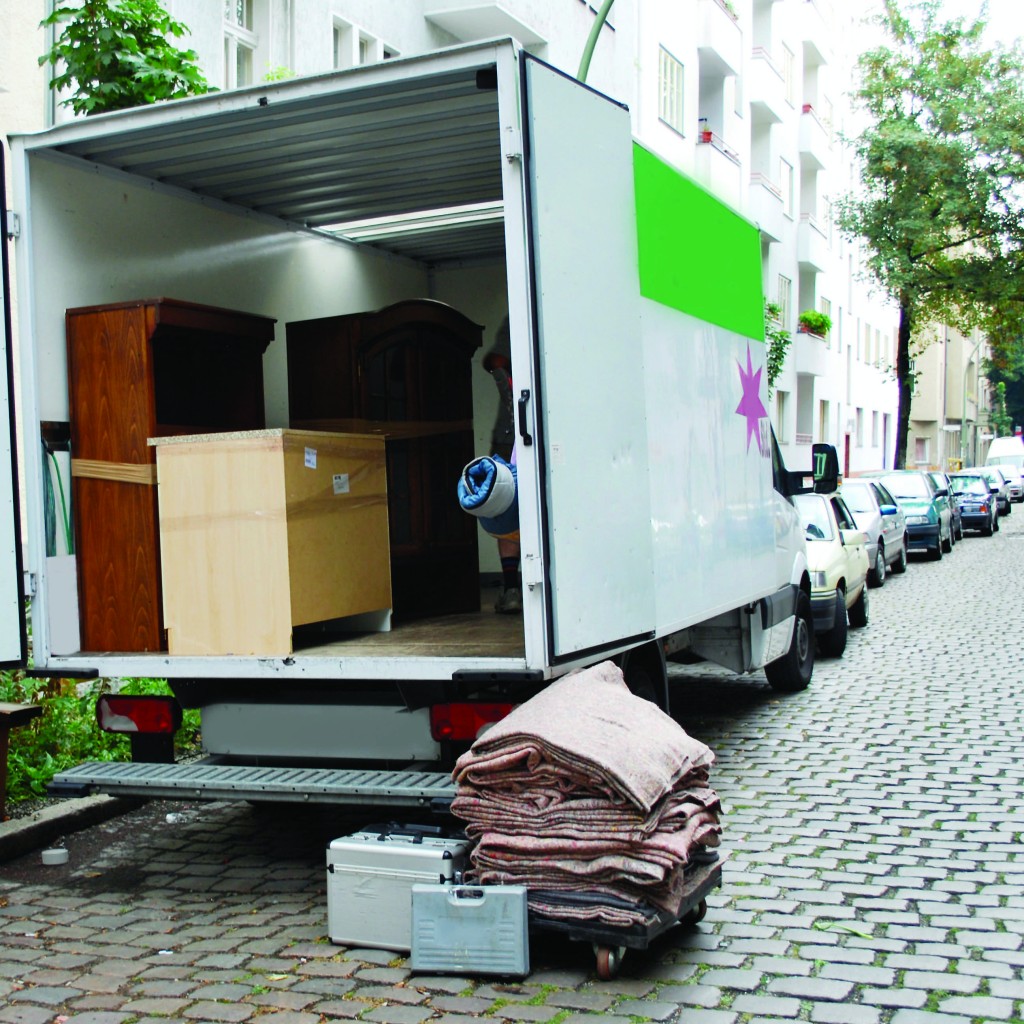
[
  {"x1": 817, "y1": 589, "x2": 848, "y2": 658},
  {"x1": 765, "y1": 590, "x2": 814, "y2": 693},
  {"x1": 619, "y1": 643, "x2": 670, "y2": 712}
]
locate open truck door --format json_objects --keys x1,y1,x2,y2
[
  {"x1": 521, "y1": 57, "x2": 656, "y2": 664},
  {"x1": 0, "y1": 148, "x2": 27, "y2": 667}
]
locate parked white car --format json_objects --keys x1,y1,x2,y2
[
  {"x1": 793, "y1": 492, "x2": 870, "y2": 659},
  {"x1": 840, "y1": 478, "x2": 909, "y2": 587}
]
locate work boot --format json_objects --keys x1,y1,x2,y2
[{"x1": 494, "y1": 586, "x2": 523, "y2": 614}]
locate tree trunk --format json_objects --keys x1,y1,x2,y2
[{"x1": 893, "y1": 299, "x2": 913, "y2": 469}]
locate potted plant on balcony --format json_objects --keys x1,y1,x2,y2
[{"x1": 797, "y1": 310, "x2": 832, "y2": 337}]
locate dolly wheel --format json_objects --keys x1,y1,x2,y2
[
  {"x1": 594, "y1": 944, "x2": 626, "y2": 979},
  {"x1": 690, "y1": 899, "x2": 708, "y2": 924}
]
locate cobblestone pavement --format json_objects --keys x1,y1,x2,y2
[{"x1": 1, "y1": 514, "x2": 1022, "y2": 1024}]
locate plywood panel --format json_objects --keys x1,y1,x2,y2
[{"x1": 156, "y1": 429, "x2": 391, "y2": 656}]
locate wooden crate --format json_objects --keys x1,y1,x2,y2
[{"x1": 153, "y1": 429, "x2": 391, "y2": 656}]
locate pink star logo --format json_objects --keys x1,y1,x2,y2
[{"x1": 736, "y1": 343, "x2": 768, "y2": 454}]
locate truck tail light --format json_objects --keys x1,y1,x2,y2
[
  {"x1": 430, "y1": 702, "x2": 515, "y2": 741},
  {"x1": 96, "y1": 694, "x2": 182, "y2": 734}
]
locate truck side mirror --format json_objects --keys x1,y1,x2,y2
[{"x1": 811, "y1": 444, "x2": 840, "y2": 494}]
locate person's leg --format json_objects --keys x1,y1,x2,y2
[{"x1": 495, "y1": 537, "x2": 522, "y2": 613}]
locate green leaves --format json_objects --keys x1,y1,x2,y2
[
  {"x1": 839, "y1": 1, "x2": 1024, "y2": 463},
  {"x1": 39, "y1": 0, "x2": 214, "y2": 116}
]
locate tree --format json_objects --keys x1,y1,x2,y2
[
  {"x1": 838, "y1": 0, "x2": 1024, "y2": 468},
  {"x1": 39, "y1": 0, "x2": 213, "y2": 116}
]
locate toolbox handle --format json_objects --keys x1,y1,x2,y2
[{"x1": 447, "y1": 886, "x2": 486, "y2": 905}]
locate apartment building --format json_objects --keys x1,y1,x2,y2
[{"x1": 9, "y1": 0, "x2": 903, "y2": 473}]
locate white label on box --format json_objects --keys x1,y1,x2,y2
[
  {"x1": 333, "y1": 473, "x2": 350, "y2": 495},
  {"x1": 305, "y1": 447, "x2": 317, "y2": 469}
]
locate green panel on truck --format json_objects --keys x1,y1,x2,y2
[{"x1": 632, "y1": 143, "x2": 764, "y2": 343}]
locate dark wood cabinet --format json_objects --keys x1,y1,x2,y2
[
  {"x1": 66, "y1": 298, "x2": 274, "y2": 652},
  {"x1": 287, "y1": 299, "x2": 482, "y2": 620}
]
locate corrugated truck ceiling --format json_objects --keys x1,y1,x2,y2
[{"x1": 36, "y1": 44, "x2": 508, "y2": 266}]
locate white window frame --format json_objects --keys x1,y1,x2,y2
[
  {"x1": 334, "y1": 17, "x2": 395, "y2": 70},
  {"x1": 224, "y1": 0, "x2": 257, "y2": 89},
  {"x1": 780, "y1": 158, "x2": 794, "y2": 218},
  {"x1": 658, "y1": 46, "x2": 685, "y2": 135},
  {"x1": 777, "y1": 274, "x2": 792, "y2": 327},
  {"x1": 782, "y1": 44, "x2": 796, "y2": 105},
  {"x1": 775, "y1": 390, "x2": 789, "y2": 443}
]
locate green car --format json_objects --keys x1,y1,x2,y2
[{"x1": 865, "y1": 470, "x2": 954, "y2": 561}]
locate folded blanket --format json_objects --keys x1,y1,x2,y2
[
  {"x1": 457, "y1": 454, "x2": 519, "y2": 539},
  {"x1": 454, "y1": 661, "x2": 714, "y2": 813}
]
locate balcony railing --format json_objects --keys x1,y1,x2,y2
[{"x1": 697, "y1": 120, "x2": 740, "y2": 164}]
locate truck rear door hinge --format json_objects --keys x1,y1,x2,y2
[
  {"x1": 503, "y1": 127, "x2": 523, "y2": 163},
  {"x1": 5, "y1": 211, "x2": 20, "y2": 240},
  {"x1": 23, "y1": 572, "x2": 37, "y2": 598}
]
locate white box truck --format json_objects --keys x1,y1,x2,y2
[{"x1": 1, "y1": 40, "x2": 817, "y2": 810}]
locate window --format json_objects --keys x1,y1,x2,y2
[
  {"x1": 224, "y1": 0, "x2": 256, "y2": 88},
  {"x1": 818, "y1": 399, "x2": 830, "y2": 443},
  {"x1": 874, "y1": 328, "x2": 882, "y2": 367},
  {"x1": 334, "y1": 18, "x2": 394, "y2": 69},
  {"x1": 820, "y1": 297, "x2": 831, "y2": 346},
  {"x1": 872, "y1": 411, "x2": 880, "y2": 447},
  {"x1": 914, "y1": 437, "x2": 929, "y2": 466},
  {"x1": 782, "y1": 44, "x2": 796, "y2": 105},
  {"x1": 855, "y1": 407, "x2": 864, "y2": 447},
  {"x1": 777, "y1": 275, "x2": 792, "y2": 326},
  {"x1": 864, "y1": 322, "x2": 872, "y2": 364},
  {"x1": 780, "y1": 158, "x2": 794, "y2": 218},
  {"x1": 658, "y1": 47, "x2": 685, "y2": 135},
  {"x1": 775, "y1": 390, "x2": 789, "y2": 442}
]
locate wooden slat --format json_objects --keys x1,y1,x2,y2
[{"x1": 72, "y1": 459, "x2": 158, "y2": 486}]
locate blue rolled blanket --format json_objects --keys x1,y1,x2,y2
[{"x1": 458, "y1": 454, "x2": 519, "y2": 539}]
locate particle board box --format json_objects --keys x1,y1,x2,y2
[
  {"x1": 153, "y1": 428, "x2": 391, "y2": 656},
  {"x1": 326, "y1": 824, "x2": 470, "y2": 951}
]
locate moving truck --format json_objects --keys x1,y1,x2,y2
[{"x1": 1, "y1": 40, "x2": 817, "y2": 810}]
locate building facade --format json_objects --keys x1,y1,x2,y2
[{"x1": 7, "y1": 0, "x2": 963, "y2": 477}]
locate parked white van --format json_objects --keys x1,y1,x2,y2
[{"x1": 985, "y1": 436, "x2": 1024, "y2": 498}]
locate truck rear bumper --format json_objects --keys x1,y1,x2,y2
[{"x1": 49, "y1": 761, "x2": 456, "y2": 811}]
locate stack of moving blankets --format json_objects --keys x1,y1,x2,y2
[{"x1": 450, "y1": 661, "x2": 721, "y2": 927}]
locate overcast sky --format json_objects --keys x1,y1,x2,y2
[{"x1": 940, "y1": 0, "x2": 1023, "y2": 45}]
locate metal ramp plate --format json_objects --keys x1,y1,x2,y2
[{"x1": 50, "y1": 762, "x2": 457, "y2": 808}]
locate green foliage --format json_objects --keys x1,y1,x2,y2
[
  {"x1": 990, "y1": 381, "x2": 1013, "y2": 438},
  {"x1": 39, "y1": 0, "x2": 214, "y2": 116},
  {"x1": 0, "y1": 668, "x2": 200, "y2": 805},
  {"x1": 797, "y1": 310, "x2": 832, "y2": 336},
  {"x1": 764, "y1": 301, "x2": 791, "y2": 397},
  {"x1": 837, "y1": 0, "x2": 1024, "y2": 465},
  {"x1": 263, "y1": 66, "x2": 297, "y2": 82}
]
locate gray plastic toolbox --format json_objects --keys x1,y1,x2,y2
[
  {"x1": 410, "y1": 883, "x2": 529, "y2": 976},
  {"x1": 326, "y1": 823, "x2": 469, "y2": 951}
]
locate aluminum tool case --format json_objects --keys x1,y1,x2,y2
[{"x1": 326, "y1": 823, "x2": 470, "y2": 951}]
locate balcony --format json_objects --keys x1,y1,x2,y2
[
  {"x1": 794, "y1": 328, "x2": 831, "y2": 377},
  {"x1": 801, "y1": 0, "x2": 834, "y2": 67},
  {"x1": 423, "y1": 1, "x2": 546, "y2": 45},
  {"x1": 798, "y1": 212, "x2": 829, "y2": 271},
  {"x1": 748, "y1": 173, "x2": 785, "y2": 242},
  {"x1": 695, "y1": 124, "x2": 743, "y2": 208},
  {"x1": 798, "y1": 103, "x2": 830, "y2": 169},
  {"x1": 697, "y1": 0, "x2": 742, "y2": 75},
  {"x1": 748, "y1": 48, "x2": 787, "y2": 124}
]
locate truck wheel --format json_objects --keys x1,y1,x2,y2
[
  {"x1": 868, "y1": 547, "x2": 885, "y2": 588},
  {"x1": 619, "y1": 643, "x2": 669, "y2": 711},
  {"x1": 765, "y1": 590, "x2": 814, "y2": 692},
  {"x1": 848, "y1": 586, "x2": 868, "y2": 629},
  {"x1": 817, "y1": 589, "x2": 848, "y2": 658}
]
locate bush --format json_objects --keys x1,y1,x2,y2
[{"x1": 0, "y1": 668, "x2": 200, "y2": 806}]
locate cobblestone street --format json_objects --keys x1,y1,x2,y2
[{"x1": 1, "y1": 514, "x2": 1022, "y2": 1024}]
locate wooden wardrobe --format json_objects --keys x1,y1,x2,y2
[{"x1": 286, "y1": 299, "x2": 482, "y2": 620}]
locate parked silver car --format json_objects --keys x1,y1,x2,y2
[{"x1": 840, "y1": 478, "x2": 910, "y2": 587}]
